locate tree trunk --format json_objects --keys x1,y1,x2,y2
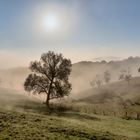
[
  {"x1": 45, "y1": 77, "x2": 54, "y2": 109},
  {"x1": 46, "y1": 93, "x2": 50, "y2": 109}
]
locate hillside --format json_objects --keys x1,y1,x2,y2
[
  {"x1": 0, "y1": 87, "x2": 140, "y2": 140},
  {"x1": 72, "y1": 77, "x2": 140, "y2": 119},
  {"x1": 79, "y1": 77, "x2": 140, "y2": 103},
  {"x1": 0, "y1": 87, "x2": 42, "y2": 112},
  {"x1": 72, "y1": 56, "x2": 140, "y2": 94}
]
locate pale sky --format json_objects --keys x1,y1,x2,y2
[{"x1": 0, "y1": 0, "x2": 140, "y2": 68}]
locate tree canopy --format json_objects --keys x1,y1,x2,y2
[{"x1": 24, "y1": 51, "x2": 72, "y2": 108}]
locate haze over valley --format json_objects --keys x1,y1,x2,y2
[{"x1": 0, "y1": 0, "x2": 140, "y2": 140}]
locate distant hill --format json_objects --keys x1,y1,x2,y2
[
  {"x1": 71, "y1": 56, "x2": 140, "y2": 94},
  {"x1": 91, "y1": 56, "x2": 122, "y2": 62},
  {"x1": 0, "y1": 56, "x2": 140, "y2": 95}
]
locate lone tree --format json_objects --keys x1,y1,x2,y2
[{"x1": 24, "y1": 51, "x2": 72, "y2": 108}]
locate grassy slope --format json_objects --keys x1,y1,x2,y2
[
  {"x1": 79, "y1": 77, "x2": 140, "y2": 101},
  {"x1": 0, "y1": 88, "x2": 140, "y2": 140},
  {"x1": 1, "y1": 109, "x2": 140, "y2": 140},
  {"x1": 73, "y1": 77, "x2": 140, "y2": 119}
]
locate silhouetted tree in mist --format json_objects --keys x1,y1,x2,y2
[
  {"x1": 90, "y1": 80, "x2": 96, "y2": 88},
  {"x1": 104, "y1": 70, "x2": 111, "y2": 84},
  {"x1": 96, "y1": 74, "x2": 103, "y2": 88},
  {"x1": 119, "y1": 68, "x2": 132, "y2": 85},
  {"x1": 90, "y1": 74, "x2": 103, "y2": 88},
  {"x1": 24, "y1": 51, "x2": 72, "y2": 108}
]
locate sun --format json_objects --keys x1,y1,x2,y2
[{"x1": 43, "y1": 13, "x2": 60, "y2": 31}]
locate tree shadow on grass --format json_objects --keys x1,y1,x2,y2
[
  {"x1": 53, "y1": 111, "x2": 100, "y2": 121},
  {"x1": 15, "y1": 100, "x2": 100, "y2": 121}
]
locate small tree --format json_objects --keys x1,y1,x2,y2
[
  {"x1": 90, "y1": 80, "x2": 96, "y2": 88},
  {"x1": 124, "y1": 74, "x2": 132, "y2": 85},
  {"x1": 119, "y1": 68, "x2": 132, "y2": 85},
  {"x1": 96, "y1": 79, "x2": 103, "y2": 88},
  {"x1": 104, "y1": 70, "x2": 111, "y2": 84},
  {"x1": 24, "y1": 51, "x2": 72, "y2": 108},
  {"x1": 96, "y1": 74, "x2": 103, "y2": 88},
  {"x1": 90, "y1": 75, "x2": 103, "y2": 88}
]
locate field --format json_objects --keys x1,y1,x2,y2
[{"x1": 0, "y1": 88, "x2": 140, "y2": 140}]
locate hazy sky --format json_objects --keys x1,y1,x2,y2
[{"x1": 0, "y1": 0, "x2": 140, "y2": 68}]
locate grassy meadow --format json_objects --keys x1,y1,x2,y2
[{"x1": 0, "y1": 87, "x2": 140, "y2": 140}]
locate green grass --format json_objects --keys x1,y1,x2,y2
[
  {"x1": 0, "y1": 108, "x2": 140, "y2": 140},
  {"x1": 0, "y1": 87, "x2": 140, "y2": 140}
]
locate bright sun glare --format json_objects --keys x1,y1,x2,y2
[{"x1": 43, "y1": 13, "x2": 59, "y2": 31}]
